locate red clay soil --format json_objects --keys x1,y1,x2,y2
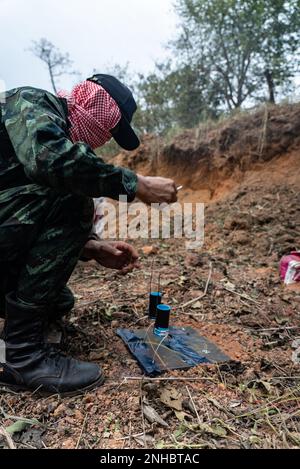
[{"x1": 114, "y1": 102, "x2": 300, "y2": 202}]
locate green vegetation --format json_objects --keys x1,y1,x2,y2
[{"x1": 132, "y1": 0, "x2": 300, "y2": 136}]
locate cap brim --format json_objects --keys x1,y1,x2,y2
[{"x1": 112, "y1": 116, "x2": 140, "y2": 151}]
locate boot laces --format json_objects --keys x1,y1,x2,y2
[{"x1": 43, "y1": 344, "x2": 67, "y2": 370}]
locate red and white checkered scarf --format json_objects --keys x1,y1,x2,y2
[{"x1": 58, "y1": 80, "x2": 121, "y2": 150}]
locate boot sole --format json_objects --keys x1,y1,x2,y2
[{"x1": 0, "y1": 374, "x2": 105, "y2": 397}]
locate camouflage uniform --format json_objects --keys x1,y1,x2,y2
[{"x1": 0, "y1": 87, "x2": 137, "y2": 308}]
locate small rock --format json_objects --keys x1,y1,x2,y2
[
  {"x1": 73, "y1": 410, "x2": 84, "y2": 422},
  {"x1": 142, "y1": 245, "x2": 158, "y2": 256},
  {"x1": 292, "y1": 338, "x2": 300, "y2": 349},
  {"x1": 53, "y1": 403, "x2": 67, "y2": 417},
  {"x1": 215, "y1": 290, "x2": 223, "y2": 298},
  {"x1": 62, "y1": 438, "x2": 76, "y2": 449}
]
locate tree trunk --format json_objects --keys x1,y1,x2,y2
[
  {"x1": 48, "y1": 65, "x2": 57, "y2": 94},
  {"x1": 265, "y1": 69, "x2": 275, "y2": 104}
]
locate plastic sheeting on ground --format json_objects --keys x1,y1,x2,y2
[{"x1": 117, "y1": 326, "x2": 231, "y2": 376}]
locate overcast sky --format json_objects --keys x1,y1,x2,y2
[{"x1": 0, "y1": 0, "x2": 177, "y2": 93}]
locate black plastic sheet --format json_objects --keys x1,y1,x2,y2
[{"x1": 117, "y1": 326, "x2": 231, "y2": 376}]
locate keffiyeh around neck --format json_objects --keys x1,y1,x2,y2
[{"x1": 58, "y1": 80, "x2": 121, "y2": 150}]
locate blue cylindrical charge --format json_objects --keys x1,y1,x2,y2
[
  {"x1": 149, "y1": 292, "x2": 162, "y2": 320},
  {"x1": 154, "y1": 304, "x2": 171, "y2": 337}
]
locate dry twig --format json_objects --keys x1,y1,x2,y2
[
  {"x1": 0, "y1": 425, "x2": 16, "y2": 449},
  {"x1": 186, "y1": 385, "x2": 202, "y2": 426},
  {"x1": 182, "y1": 262, "x2": 213, "y2": 309},
  {"x1": 76, "y1": 414, "x2": 87, "y2": 449}
]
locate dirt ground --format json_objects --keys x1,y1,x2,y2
[{"x1": 0, "y1": 105, "x2": 300, "y2": 449}]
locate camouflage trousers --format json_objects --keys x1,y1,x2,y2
[{"x1": 0, "y1": 192, "x2": 94, "y2": 310}]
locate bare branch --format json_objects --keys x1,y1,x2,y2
[{"x1": 30, "y1": 38, "x2": 75, "y2": 93}]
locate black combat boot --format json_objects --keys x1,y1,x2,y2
[{"x1": 0, "y1": 293, "x2": 104, "y2": 396}]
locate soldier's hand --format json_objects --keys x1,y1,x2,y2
[
  {"x1": 83, "y1": 240, "x2": 140, "y2": 274},
  {"x1": 136, "y1": 175, "x2": 178, "y2": 205}
]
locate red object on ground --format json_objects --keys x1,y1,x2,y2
[{"x1": 280, "y1": 251, "x2": 300, "y2": 285}]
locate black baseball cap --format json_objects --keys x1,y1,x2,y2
[{"x1": 87, "y1": 73, "x2": 140, "y2": 151}]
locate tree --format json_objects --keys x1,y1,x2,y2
[
  {"x1": 136, "y1": 65, "x2": 175, "y2": 134},
  {"x1": 135, "y1": 60, "x2": 220, "y2": 134},
  {"x1": 172, "y1": 0, "x2": 300, "y2": 109},
  {"x1": 31, "y1": 38, "x2": 76, "y2": 93}
]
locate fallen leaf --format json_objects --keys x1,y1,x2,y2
[
  {"x1": 6, "y1": 418, "x2": 39, "y2": 435},
  {"x1": 183, "y1": 398, "x2": 197, "y2": 416},
  {"x1": 229, "y1": 401, "x2": 242, "y2": 409},
  {"x1": 288, "y1": 432, "x2": 300, "y2": 445},
  {"x1": 292, "y1": 338, "x2": 300, "y2": 349},
  {"x1": 221, "y1": 280, "x2": 236, "y2": 290},
  {"x1": 143, "y1": 405, "x2": 169, "y2": 427},
  {"x1": 256, "y1": 380, "x2": 272, "y2": 394},
  {"x1": 207, "y1": 396, "x2": 224, "y2": 411},
  {"x1": 192, "y1": 301, "x2": 202, "y2": 309},
  {"x1": 156, "y1": 440, "x2": 165, "y2": 449},
  {"x1": 174, "y1": 410, "x2": 190, "y2": 422},
  {"x1": 173, "y1": 427, "x2": 185, "y2": 439},
  {"x1": 19, "y1": 428, "x2": 45, "y2": 449},
  {"x1": 134, "y1": 434, "x2": 155, "y2": 447},
  {"x1": 198, "y1": 422, "x2": 227, "y2": 438},
  {"x1": 160, "y1": 386, "x2": 183, "y2": 411},
  {"x1": 249, "y1": 435, "x2": 261, "y2": 445}
]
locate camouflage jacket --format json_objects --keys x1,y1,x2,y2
[{"x1": 0, "y1": 87, "x2": 138, "y2": 225}]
